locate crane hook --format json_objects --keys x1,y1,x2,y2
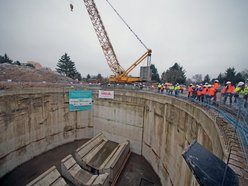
[{"x1": 70, "y1": 3, "x2": 73, "y2": 12}]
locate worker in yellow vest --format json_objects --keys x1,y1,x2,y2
[
  {"x1": 174, "y1": 83, "x2": 180, "y2": 97},
  {"x1": 235, "y1": 81, "x2": 248, "y2": 108}
]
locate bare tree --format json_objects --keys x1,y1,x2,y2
[{"x1": 192, "y1": 74, "x2": 202, "y2": 83}]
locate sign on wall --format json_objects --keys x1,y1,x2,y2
[
  {"x1": 69, "y1": 90, "x2": 92, "y2": 111},
  {"x1": 98, "y1": 90, "x2": 114, "y2": 99}
]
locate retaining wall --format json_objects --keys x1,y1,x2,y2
[
  {"x1": 0, "y1": 88, "x2": 226, "y2": 186},
  {"x1": 0, "y1": 88, "x2": 93, "y2": 177}
]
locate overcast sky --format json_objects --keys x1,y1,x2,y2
[{"x1": 0, "y1": 0, "x2": 247, "y2": 79}]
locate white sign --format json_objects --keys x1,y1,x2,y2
[
  {"x1": 98, "y1": 90, "x2": 114, "y2": 99},
  {"x1": 69, "y1": 98, "x2": 92, "y2": 106}
]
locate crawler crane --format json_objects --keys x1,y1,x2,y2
[{"x1": 82, "y1": 0, "x2": 152, "y2": 82}]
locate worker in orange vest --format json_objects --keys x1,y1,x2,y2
[
  {"x1": 207, "y1": 84, "x2": 216, "y2": 104},
  {"x1": 188, "y1": 84, "x2": 193, "y2": 98},
  {"x1": 213, "y1": 80, "x2": 219, "y2": 102},
  {"x1": 223, "y1": 81, "x2": 235, "y2": 104},
  {"x1": 196, "y1": 85, "x2": 202, "y2": 101},
  {"x1": 201, "y1": 83, "x2": 208, "y2": 103}
]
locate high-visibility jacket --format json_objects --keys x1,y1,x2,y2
[
  {"x1": 239, "y1": 85, "x2": 248, "y2": 98},
  {"x1": 175, "y1": 85, "x2": 180, "y2": 90},
  {"x1": 169, "y1": 85, "x2": 174, "y2": 90},
  {"x1": 244, "y1": 85, "x2": 248, "y2": 93},
  {"x1": 235, "y1": 87, "x2": 241, "y2": 93},
  {"x1": 223, "y1": 85, "x2": 235, "y2": 93},
  {"x1": 202, "y1": 87, "x2": 208, "y2": 95},
  {"x1": 188, "y1": 86, "x2": 192, "y2": 92},
  {"x1": 208, "y1": 87, "x2": 216, "y2": 96},
  {"x1": 197, "y1": 89, "x2": 202, "y2": 96},
  {"x1": 221, "y1": 87, "x2": 226, "y2": 93},
  {"x1": 227, "y1": 85, "x2": 235, "y2": 93},
  {"x1": 213, "y1": 82, "x2": 219, "y2": 90}
]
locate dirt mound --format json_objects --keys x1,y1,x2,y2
[{"x1": 0, "y1": 63, "x2": 76, "y2": 89}]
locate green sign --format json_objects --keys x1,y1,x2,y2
[{"x1": 69, "y1": 90, "x2": 92, "y2": 111}]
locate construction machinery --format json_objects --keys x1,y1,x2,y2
[{"x1": 82, "y1": 0, "x2": 152, "y2": 82}]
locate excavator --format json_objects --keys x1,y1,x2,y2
[{"x1": 79, "y1": 0, "x2": 152, "y2": 82}]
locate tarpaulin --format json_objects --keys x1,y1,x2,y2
[{"x1": 182, "y1": 140, "x2": 239, "y2": 186}]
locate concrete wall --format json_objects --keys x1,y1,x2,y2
[
  {"x1": 0, "y1": 88, "x2": 93, "y2": 177},
  {"x1": 0, "y1": 89, "x2": 226, "y2": 186},
  {"x1": 142, "y1": 93, "x2": 225, "y2": 186},
  {"x1": 93, "y1": 91, "x2": 225, "y2": 186}
]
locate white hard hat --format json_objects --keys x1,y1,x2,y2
[
  {"x1": 205, "y1": 82, "x2": 208, "y2": 85},
  {"x1": 208, "y1": 84, "x2": 212, "y2": 87},
  {"x1": 226, "y1": 81, "x2": 231, "y2": 84},
  {"x1": 238, "y1": 82, "x2": 245, "y2": 87},
  {"x1": 214, "y1": 80, "x2": 219, "y2": 82}
]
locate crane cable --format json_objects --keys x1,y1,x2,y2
[{"x1": 105, "y1": 0, "x2": 149, "y2": 50}]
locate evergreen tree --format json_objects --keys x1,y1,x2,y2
[
  {"x1": 234, "y1": 72, "x2": 244, "y2": 85},
  {"x1": 224, "y1": 67, "x2": 236, "y2": 83},
  {"x1": 203, "y1": 74, "x2": 210, "y2": 83},
  {"x1": 240, "y1": 69, "x2": 248, "y2": 80},
  {"x1": 86, "y1": 74, "x2": 91, "y2": 81},
  {"x1": 150, "y1": 64, "x2": 160, "y2": 82},
  {"x1": 0, "y1": 53, "x2": 13, "y2": 64},
  {"x1": 217, "y1": 73, "x2": 224, "y2": 85},
  {"x1": 56, "y1": 53, "x2": 80, "y2": 80},
  {"x1": 161, "y1": 63, "x2": 186, "y2": 84},
  {"x1": 75, "y1": 72, "x2": 82, "y2": 81},
  {"x1": 96, "y1": 73, "x2": 103, "y2": 82},
  {"x1": 0, "y1": 55, "x2": 3, "y2": 63}
]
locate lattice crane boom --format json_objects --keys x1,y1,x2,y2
[
  {"x1": 83, "y1": 0, "x2": 152, "y2": 82},
  {"x1": 83, "y1": 0, "x2": 124, "y2": 75}
]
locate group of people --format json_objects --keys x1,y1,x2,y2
[
  {"x1": 221, "y1": 80, "x2": 248, "y2": 108},
  {"x1": 156, "y1": 79, "x2": 248, "y2": 108},
  {"x1": 187, "y1": 79, "x2": 248, "y2": 108},
  {"x1": 187, "y1": 80, "x2": 219, "y2": 104},
  {"x1": 157, "y1": 83, "x2": 184, "y2": 97}
]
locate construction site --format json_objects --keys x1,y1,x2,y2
[
  {"x1": 0, "y1": 0, "x2": 248, "y2": 186},
  {"x1": 0, "y1": 85, "x2": 247, "y2": 186}
]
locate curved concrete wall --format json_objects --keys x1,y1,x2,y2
[
  {"x1": 0, "y1": 89, "x2": 93, "y2": 177},
  {"x1": 0, "y1": 89, "x2": 226, "y2": 186},
  {"x1": 94, "y1": 91, "x2": 226, "y2": 186}
]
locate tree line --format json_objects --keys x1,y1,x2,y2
[
  {"x1": 151, "y1": 62, "x2": 247, "y2": 85},
  {"x1": 1, "y1": 53, "x2": 247, "y2": 85}
]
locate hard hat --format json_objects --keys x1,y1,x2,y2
[
  {"x1": 205, "y1": 82, "x2": 208, "y2": 85},
  {"x1": 238, "y1": 82, "x2": 245, "y2": 87},
  {"x1": 214, "y1": 80, "x2": 219, "y2": 82},
  {"x1": 190, "y1": 83, "x2": 192, "y2": 86},
  {"x1": 226, "y1": 81, "x2": 231, "y2": 84},
  {"x1": 208, "y1": 84, "x2": 212, "y2": 87}
]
